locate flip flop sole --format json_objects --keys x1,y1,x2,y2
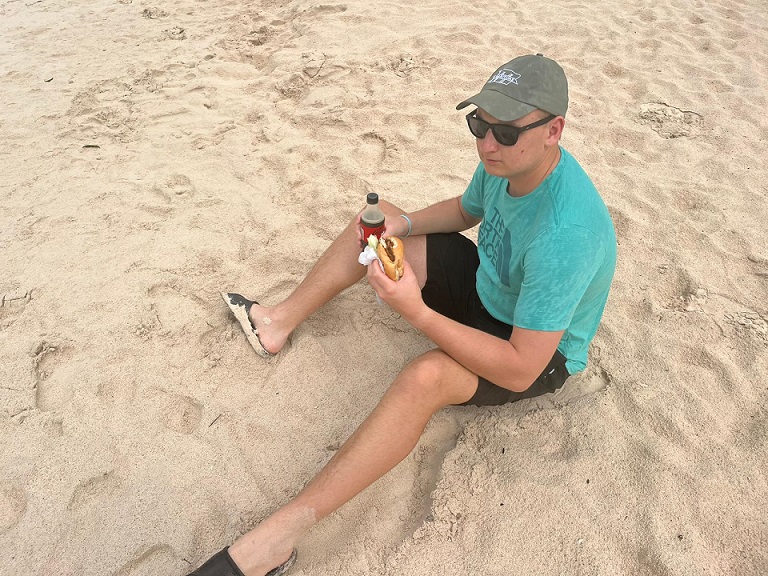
[{"x1": 221, "y1": 292, "x2": 275, "y2": 358}]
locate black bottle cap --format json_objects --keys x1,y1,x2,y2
[{"x1": 366, "y1": 192, "x2": 379, "y2": 204}]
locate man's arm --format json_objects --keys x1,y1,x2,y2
[
  {"x1": 376, "y1": 196, "x2": 560, "y2": 390},
  {"x1": 411, "y1": 306, "x2": 564, "y2": 392},
  {"x1": 394, "y1": 196, "x2": 481, "y2": 237},
  {"x1": 368, "y1": 261, "x2": 563, "y2": 392}
]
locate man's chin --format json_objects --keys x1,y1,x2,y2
[{"x1": 481, "y1": 159, "x2": 508, "y2": 177}]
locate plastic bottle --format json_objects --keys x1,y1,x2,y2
[{"x1": 360, "y1": 192, "x2": 386, "y2": 240}]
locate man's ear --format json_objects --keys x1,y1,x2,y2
[{"x1": 546, "y1": 117, "x2": 565, "y2": 145}]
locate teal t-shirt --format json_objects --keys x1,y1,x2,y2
[{"x1": 461, "y1": 148, "x2": 617, "y2": 374}]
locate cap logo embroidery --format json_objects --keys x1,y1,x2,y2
[{"x1": 488, "y1": 69, "x2": 520, "y2": 86}]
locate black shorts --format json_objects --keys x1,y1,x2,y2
[{"x1": 421, "y1": 233, "x2": 570, "y2": 407}]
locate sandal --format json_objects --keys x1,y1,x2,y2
[{"x1": 187, "y1": 546, "x2": 297, "y2": 576}]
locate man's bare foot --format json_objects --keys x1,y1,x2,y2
[
  {"x1": 227, "y1": 543, "x2": 294, "y2": 576},
  {"x1": 228, "y1": 508, "x2": 314, "y2": 576},
  {"x1": 248, "y1": 302, "x2": 291, "y2": 355}
]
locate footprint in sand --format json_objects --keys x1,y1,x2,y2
[
  {"x1": 141, "y1": 7, "x2": 167, "y2": 19},
  {"x1": 163, "y1": 173, "x2": 195, "y2": 197},
  {"x1": 64, "y1": 79, "x2": 140, "y2": 143},
  {"x1": 747, "y1": 253, "x2": 768, "y2": 280},
  {"x1": 32, "y1": 340, "x2": 74, "y2": 412},
  {"x1": 150, "y1": 174, "x2": 196, "y2": 204},
  {"x1": 356, "y1": 132, "x2": 389, "y2": 169},
  {"x1": 554, "y1": 361, "x2": 613, "y2": 404},
  {"x1": 160, "y1": 392, "x2": 203, "y2": 434},
  {"x1": 277, "y1": 73, "x2": 308, "y2": 100},
  {"x1": 638, "y1": 102, "x2": 703, "y2": 139},
  {"x1": 67, "y1": 471, "x2": 121, "y2": 512},
  {"x1": 678, "y1": 288, "x2": 709, "y2": 312},
  {"x1": 301, "y1": 3, "x2": 347, "y2": 17},
  {"x1": 0, "y1": 289, "x2": 32, "y2": 328},
  {"x1": 391, "y1": 54, "x2": 417, "y2": 77},
  {"x1": 308, "y1": 130, "x2": 389, "y2": 190},
  {"x1": 651, "y1": 265, "x2": 702, "y2": 313},
  {"x1": 216, "y1": 25, "x2": 275, "y2": 52},
  {"x1": 135, "y1": 174, "x2": 195, "y2": 217},
  {"x1": 0, "y1": 483, "x2": 27, "y2": 534},
  {"x1": 140, "y1": 282, "x2": 226, "y2": 370},
  {"x1": 387, "y1": 53, "x2": 438, "y2": 79},
  {"x1": 724, "y1": 311, "x2": 768, "y2": 342},
  {"x1": 133, "y1": 303, "x2": 163, "y2": 341},
  {"x1": 112, "y1": 544, "x2": 177, "y2": 576},
  {"x1": 381, "y1": 110, "x2": 429, "y2": 144},
  {"x1": 161, "y1": 26, "x2": 187, "y2": 41},
  {"x1": 144, "y1": 282, "x2": 207, "y2": 336}
]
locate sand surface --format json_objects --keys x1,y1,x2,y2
[{"x1": 1, "y1": 0, "x2": 767, "y2": 574}]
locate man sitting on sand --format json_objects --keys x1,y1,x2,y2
[{"x1": 188, "y1": 54, "x2": 617, "y2": 576}]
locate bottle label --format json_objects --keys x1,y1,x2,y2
[{"x1": 361, "y1": 222, "x2": 386, "y2": 240}]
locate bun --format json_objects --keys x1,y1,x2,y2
[{"x1": 376, "y1": 237, "x2": 405, "y2": 281}]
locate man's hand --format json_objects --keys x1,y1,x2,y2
[
  {"x1": 354, "y1": 211, "x2": 369, "y2": 249},
  {"x1": 380, "y1": 214, "x2": 410, "y2": 240},
  {"x1": 355, "y1": 211, "x2": 410, "y2": 249},
  {"x1": 367, "y1": 259, "x2": 426, "y2": 322}
]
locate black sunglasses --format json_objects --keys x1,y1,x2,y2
[{"x1": 466, "y1": 110, "x2": 556, "y2": 146}]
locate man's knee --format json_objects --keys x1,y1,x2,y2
[
  {"x1": 378, "y1": 200, "x2": 404, "y2": 217},
  {"x1": 393, "y1": 350, "x2": 477, "y2": 407}
]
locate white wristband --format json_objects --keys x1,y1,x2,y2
[{"x1": 399, "y1": 214, "x2": 412, "y2": 238}]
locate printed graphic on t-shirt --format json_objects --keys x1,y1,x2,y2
[{"x1": 478, "y1": 207, "x2": 512, "y2": 286}]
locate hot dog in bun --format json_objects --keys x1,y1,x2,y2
[{"x1": 376, "y1": 236, "x2": 404, "y2": 281}]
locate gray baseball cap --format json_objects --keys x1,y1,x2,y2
[{"x1": 456, "y1": 54, "x2": 568, "y2": 121}]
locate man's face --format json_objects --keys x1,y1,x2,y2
[{"x1": 473, "y1": 108, "x2": 557, "y2": 180}]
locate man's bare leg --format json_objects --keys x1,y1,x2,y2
[
  {"x1": 227, "y1": 350, "x2": 478, "y2": 576},
  {"x1": 248, "y1": 200, "x2": 418, "y2": 355}
]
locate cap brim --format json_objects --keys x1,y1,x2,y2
[{"x1": 456, "y1": 90, "x2": 537, "y2": 122}]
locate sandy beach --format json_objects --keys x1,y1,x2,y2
[{"x1": 1, "y1": 0, "x2": 767, "y2": 574}]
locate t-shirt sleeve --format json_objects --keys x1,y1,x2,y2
[
  {"x1": 513, "y1": 225, "x2": 605, "y2": 331},
  {"x1": 461, "y1": 163, "x2": 487, "y2": 218}
]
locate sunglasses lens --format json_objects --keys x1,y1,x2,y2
[
  {"x1": 467, "y1": 115, "x2": 488, "y2": 139},
  {"x1": 467, "y1": 113, "x2": 519, "y2": 146},
  {"x1": 493, "y1": 126, "x2": 519, "y2": 146}
]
